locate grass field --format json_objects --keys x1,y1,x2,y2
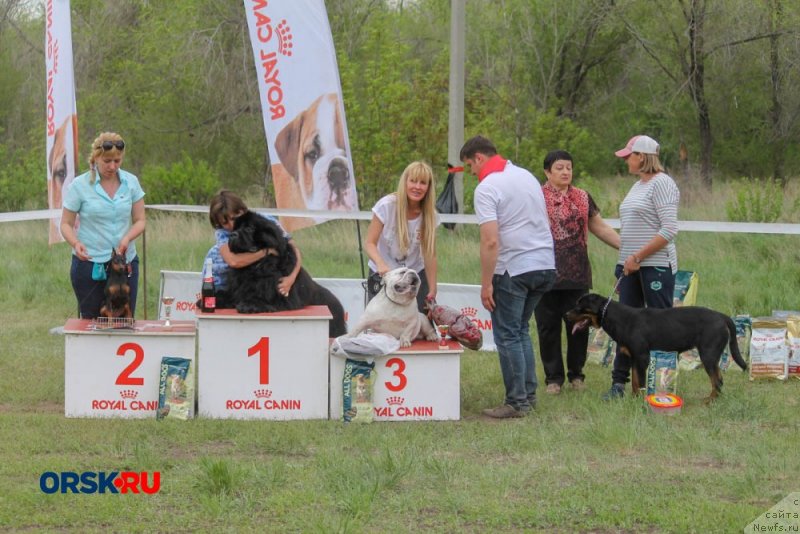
[{"x1": 1, "y1": 199, "x2": 799, "y2": 532}]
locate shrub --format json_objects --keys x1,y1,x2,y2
[
  {"x1": 0, "y1": 146, "x2": 47, "y2": 211},
  {"x1": 140, "y1": 153, "x2": 220, "y2": 205},
  {"x1": 725, "y1": 178, "x2": 783, "y2": 222}
]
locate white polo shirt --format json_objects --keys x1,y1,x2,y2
[{"x1": 474, "y1": 161, "x2": 555, "y2": 276}]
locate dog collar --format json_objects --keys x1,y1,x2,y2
[
  {"x1": 382, "y1": 284, "x2": 404, "y2": 306},
  {"x1": 599, "y1": 298, "x2": 612, "y2": 327}
]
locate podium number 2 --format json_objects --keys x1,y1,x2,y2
[
  {"x1": 115, "y1": 342, "x2": 144, "y2": 386},
  {"x1": 385, "y1": 357, "x2": 407, "y2": 392},
  {"x1": 248, "y1": 337, "x2": 270, "y2": 385}
]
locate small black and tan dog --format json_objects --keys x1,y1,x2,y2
[
  {"x1": 99, "y1": 249, "x2": 132, "y2": 319},
  {"x1": 566, "y1": 293, "x2": 747, "y2": 402}
]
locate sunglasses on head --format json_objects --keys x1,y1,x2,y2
[{"x1": 99, "y1": 140, "x2": 125, "y2": 152}]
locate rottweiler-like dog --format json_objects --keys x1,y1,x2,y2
[
  {"x1": 99, "y1": 249, "x2": 132, "y2": 319},
  {"x1": 566, "y1": 293, "x2": 747, "y2": 402},
  {"x1": 226, "y1": 210, "x2": 347, "y2": 337}
]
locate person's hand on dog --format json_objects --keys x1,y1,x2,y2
[{"x1": 278, "y1": 272, "x2": 297, "y2": 297}]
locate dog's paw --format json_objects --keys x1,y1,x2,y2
[
  {"x1": 425, "y1": 331, "x2": 438, "y2": 342},
  {"x1": 399, "y1": 336, "x2": 412, "y2": 348}
]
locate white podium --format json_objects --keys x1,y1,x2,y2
[
  {"x1": 329, "y1": 340, "x2": 463, "y2": 421},
  {"x1": 63, "y1": 319, "x2": 197, "y2": 418},
  {"x1": 197, "y1": 306, "x2": 332, "y2": 420}
]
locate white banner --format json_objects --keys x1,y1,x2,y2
[
  {"x1": 243, "y1": 0, "x2": 358, "y2": 232},
  {"x1": 159, "y1": 271, "x2": 497, "y2": 351},
  {"x1": 45, "y1": 0, "x2": 78, "y2": 245}
]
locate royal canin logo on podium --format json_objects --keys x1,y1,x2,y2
[
  {"x1": 90, "y1": 390, "x2": 156, "y2": 411},
  {"x1": 225, "y1": 389, "x2": 301, "y2": 411},
  {"x1": 386, "y1": 396, "x2": 405, "y2": 406}
]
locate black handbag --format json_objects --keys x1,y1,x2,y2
[
  {"x1": 366, "y1": 271, "x2": 383, "y2": 297},
  {"x1": 435, "y1": 165, "x2": 459, "y2": 230}
]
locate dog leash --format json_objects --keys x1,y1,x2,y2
[{"x1": 600, "y1": 275, "x2": 624, "y2": 326}]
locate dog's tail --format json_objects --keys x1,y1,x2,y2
[{"x1": 725, "y1": 316, "x2": 747, "y2": 371}]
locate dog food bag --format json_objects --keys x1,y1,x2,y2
[
  {"x1": 749, "y1": 318, "x2": 788, "y2": 381},
  {"x1": 586, "y1": 327, "x2": 615, "y2": 367},
  {"x1": 787, "y1": 316, "x2": 800, "y2": 380},
  {"x1": 721, "y1": 314, "x2": 751, "y2": 370},
  {"x1": 672, "y1": 270, "x2": 699, "y2": 307},
  {"x1": 342, "y1": 358, "x2": 375, "y2": 423},
  {"x1": 156, "y1": 357, "x2": 194, "y2": 420},
  {"x1": 646, "y1": 350, "x2": 679, "y2": 395}
]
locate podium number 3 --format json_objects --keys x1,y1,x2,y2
[
  {"x1": 115, "y1": 342, "x2": 144, "y2": 385},
  {"x1": 248, "y1": 337, "x2": 270, "y2": 385},
  {"x1": 385, "y1": 357, "x2": 407, "y2": 392}
]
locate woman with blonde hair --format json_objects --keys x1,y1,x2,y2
[
  {"x1": 365, "y1": 161, "x2": 439, "y2": 312},
  {"x1": 60, "y1": 132, "x2": 146, "y2": 318}
]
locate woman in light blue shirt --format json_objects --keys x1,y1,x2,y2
[{"x1": 60, "y1": 132, "x2": 146, "y2": 318}]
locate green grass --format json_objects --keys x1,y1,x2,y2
[{"x1": 1, "y1": 202, "x2": 799, "y2": 532}]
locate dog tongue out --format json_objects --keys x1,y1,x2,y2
[{"x1": 572, "y1": 319, "x2": 589, "y2": 335}]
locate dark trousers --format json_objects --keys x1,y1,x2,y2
[
  {"x1": 610, "y1": 264, "x2": 675, "y2": 384},
  {"x1": 534, "y1": 288, "x2": 589, "y2": 386},
  {"x1": 70, "y1": 255, "x2": 140, "y2": 319},
  {"x1": 367, "y1": 268, "x2": 429, "y2": 314}
]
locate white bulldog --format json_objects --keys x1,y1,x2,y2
[{"x1": 350, "y1": 267, "x2": 438, "y2": 347}]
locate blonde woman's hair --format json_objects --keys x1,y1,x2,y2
[
  {"x1": 88, "y1": 132, "x2": 125, "y2": 184},
  {"x1": 636, "y1": 152, "x2": 664, "y2": 174},
  {"x1": 394, "y1": 161, "x2": 436, "y2": 260}
]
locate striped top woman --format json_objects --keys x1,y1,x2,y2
[{"x1": 603, "y1": 134, "x2": 680, "y2": 400}]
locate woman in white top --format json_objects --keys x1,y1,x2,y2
[
  {"x1": 604, "y1": 134, "x2": 680, "y2": 400},
  {"x1": 365, "y1": 161, "x2": 438, "y2": 312}
]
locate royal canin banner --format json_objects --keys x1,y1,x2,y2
[
  {"x1": 243, "y1": 0, "x2": 358, "y2": 232},
  {"x1": 45, "y1": 0, "x2": 79, "y2": 245}
]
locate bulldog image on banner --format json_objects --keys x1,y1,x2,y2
[{"x1": 273, "y1": 92, "x2": 357, "y2": 215}]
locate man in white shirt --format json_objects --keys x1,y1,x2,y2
[{"x1": 461, "y1": 135, "x2": 556, "y2": 418}]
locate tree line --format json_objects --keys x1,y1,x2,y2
[{"x1": 1, "y1": 0, "x2": 798, "y2": 213}]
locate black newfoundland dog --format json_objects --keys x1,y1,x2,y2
[{"x1": 226, "y1": 210, "x2": 347, "y2": 337}]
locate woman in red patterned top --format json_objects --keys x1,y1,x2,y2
[{"x1": 534, "y1": 150, "x2": 620, "y2": 394}]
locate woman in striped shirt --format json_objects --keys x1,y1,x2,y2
[{"x1": 603, "y1": 135, "x2": 680, "y2": 400}]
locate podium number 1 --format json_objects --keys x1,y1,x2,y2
[
  {"x1": 115, "y1": 342, "x2": 144, "y2": 386},
  {"x1": 248, "y1": 337, "x2": 270, "y2": 385}
]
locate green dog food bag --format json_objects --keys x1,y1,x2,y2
[
  {"x1": 342, "y1": 358, "x2": 375, "y2": 423},
  {"x1": 646, "y1": 350, "x2": 679, "y2": 395},
  {"x1": 157, "y1": 357, "x2": 194, "y2": 420}
]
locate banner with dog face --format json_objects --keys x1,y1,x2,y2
[
  {"x1": 244, "y1": 0, "x2": 359, "y2": 232},
  {"x1": 45, "y1": 0, "x2": 79, "y2": 245}
]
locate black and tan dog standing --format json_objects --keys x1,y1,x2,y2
[
  {"x1": 99, "y1": 249, "x2": 132, "y2": 319},
  {"x1": 566, "y1": 293, "x2": 747, "y2": 402}
]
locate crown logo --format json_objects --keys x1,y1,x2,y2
[
  {"x1": 254, "y1": 389, "x2": 272, "y2": 399},
  {"x1": 277, "y1": 20, "x2": 293, "y2": 57},
  {"x1": 119, "y1": 389, "x2": 138, "y2": 399},
  {"x1": 386, "y1": 396, "x2": 405, "y2": 406},
  {"x1": 461, "y1": 306, "x2": 478, "y2": 317}
]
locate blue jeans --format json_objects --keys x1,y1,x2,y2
[
  {"x1": 491, "y1": 269, "x2": 556, "y2": 410},
  {"x1": 610, "y1": 264, "x2": 674, "y2": 384}
]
